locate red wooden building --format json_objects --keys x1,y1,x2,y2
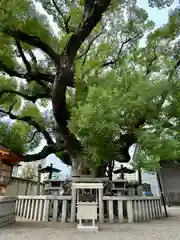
[{"x1": 0, "y1": 146, "x2": 23, "y2": 191}]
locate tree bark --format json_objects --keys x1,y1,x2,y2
[{"x1": 51, "y1": 1, "x2": 112, "y2": 173}]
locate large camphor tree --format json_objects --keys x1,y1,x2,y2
[{"x1": 0, "y1": 0, "x2": 179, "y2": 177}]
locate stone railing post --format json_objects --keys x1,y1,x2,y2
[
  {"x1": 70, "y1": 188, "x2": 76, "y2": 222},
  {"x1": 52, "y1": 199, "x2": 58, "y2": 222},
  {"x1": 43, "y1": 197, "x2": 50, "y2": 222},
  {"x1": 61, "y1": 200, "x2": 67, "y2": 222},
  {"x1": 99, "y1": 188, "x2": 104, "y2": 223},
  {"x1": 127, "y1": 199, "x2": 134, "y2": 223},
  {"x1": 108, "y1": 200, "x2": 114, "y2": 223},
  {"x1": 117, "y1": 200, "x2": 124, "y2": 223}
]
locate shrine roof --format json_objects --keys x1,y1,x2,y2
[{"x1": 0, "y1": 145, "x2": 24, "y2": 165}]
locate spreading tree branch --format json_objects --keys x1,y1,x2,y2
[
  {"x1": 52, "y1": 0, "x2": 70, "y2": 33},
  {"x1": 64, "y1": 0, "x2": 112, "y2": 60},
  {"x1": 16, "y1": 40, "x2": 31, "y2": 72},
  {"x1": 23, "y1": 144, "x2": 63, "y2": 162},
  {"x1": 23, "y1": 143, "x2": 71, "y2": 165},
  {"x1": 0, "y1": 89, "x2": 50, "y2": 103},
  {"x1": 77, "y1": 27, "x2": 105, "y2": 67},
  {"x1": 26, "y1": 131, "x2": 39, "y2": 144},
  {"x1": 3, "y1": 29, "x2": 60, "y2": 62},
  {"x1": 0, "y1": 108, "x2": 54, "y2": 145},
  {"x1": 146, "y1": 43, "x2": 158, "y2": 75},
  {"x1": 77, "y1": 27, "x2": 104, "y2": 59},
  {"x1": 0, "y1": 60, "x2": 24, "y2": 78},
  {"x1": 0, "y1": 60, "x2": 55, "y2": 83},
  {"x1": 146, "y1": 55, "x2": 158, "y2": 75},
  {"x1": 102, "y1": 34, "x2": 140, "y2": 67},
  {"x1": 28, "y1": 50, "x2": 38, "y2": 67}
]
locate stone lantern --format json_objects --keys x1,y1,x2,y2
[{"x1": 0, "y1": 146, "x2": 23, "y2": 195}]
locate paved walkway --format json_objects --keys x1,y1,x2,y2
[{"x1": 1, "y1": 207, "x2": 180, "y2": 240}]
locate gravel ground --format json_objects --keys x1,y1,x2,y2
[{"x1": 1, "y1": 207, "x2": 180, "y2": 240}]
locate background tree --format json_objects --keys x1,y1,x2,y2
[
  {"x1": 18, "y1": 164, "x2": 37, "y2": 181},
  {"x1": 0, "y1": 0, "x2": 179, "y2": 177}
]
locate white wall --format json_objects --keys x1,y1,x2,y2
[
  {"x1": 142, "y1": 172, "x2": 159, "y2": 196},
  {"x1": 5, "y1": 177, "x2": 44, "y2": 196}
]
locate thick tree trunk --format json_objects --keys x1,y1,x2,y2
[{"x1": 51, "y1": 1, "x2": 112, "y2": 173}]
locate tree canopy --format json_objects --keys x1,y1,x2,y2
[{"x1": 0, "y1": 0, "x2": 179, "y2": 176}]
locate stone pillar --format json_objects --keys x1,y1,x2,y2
[
  {"x1": 52, "y1": 199, "x2": 58, "y2": 222},
  {"x1": 99, "y1": 188, "x2": 104, "y2": 223},
  {"x1": 133, "y1": 200, "x2": 138, "y2": 222},
  {"x1": 108, "y1": 200, "x2": 114, "y2": 223},
  {"x1": 127, "y1": 200, "x2": 134, "y2": 223},
  {"x1": 137, "y1": 185, "x2": 143, "y2": 196},
  {"x1": 70, "y1": 187, "x2": 77, "y2": 222},
  {"x1": 118, "y1": 200, "x2": 124, "y2": 223},
  {"x1": 61, "y1": 200, "x2": 67, "y2": 222},
  {"x1": 43, "y1": 199, "x2": 50, "y2": 222}
]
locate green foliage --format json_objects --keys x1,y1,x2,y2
[
  {"x1": 0, "y1": 0, "x2": 179, "y2": 172},
  {"x1": 20, "y1": 103, "x2": 44, "y2": 124},
  {"x1": 0, "y1": 122, "x2": 27, "y2": 153},
  {"x1": 132, "y1": 152, "x2": 160, "y2": 173},
  {"x1": 0, "y1": 76, "x2": 21, "y2": 110}
]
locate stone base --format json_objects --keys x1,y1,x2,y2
[{"x1": 77, "y1": 224, "x2": 99, "y2": 232}]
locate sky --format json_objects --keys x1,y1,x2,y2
[
  {"x1": 138, "y1": 0, "x2": 179, "y2": 28},
  {"x1": 25, "y1": 0, "x2": 180, "y2": 178}
]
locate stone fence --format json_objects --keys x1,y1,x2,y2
[
  {"x1": 16, "y1": 195, "x2": 163, "y2": 223},
  {"x1": 0, "y1": 197, "x2": 17, "y2": 227}
]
